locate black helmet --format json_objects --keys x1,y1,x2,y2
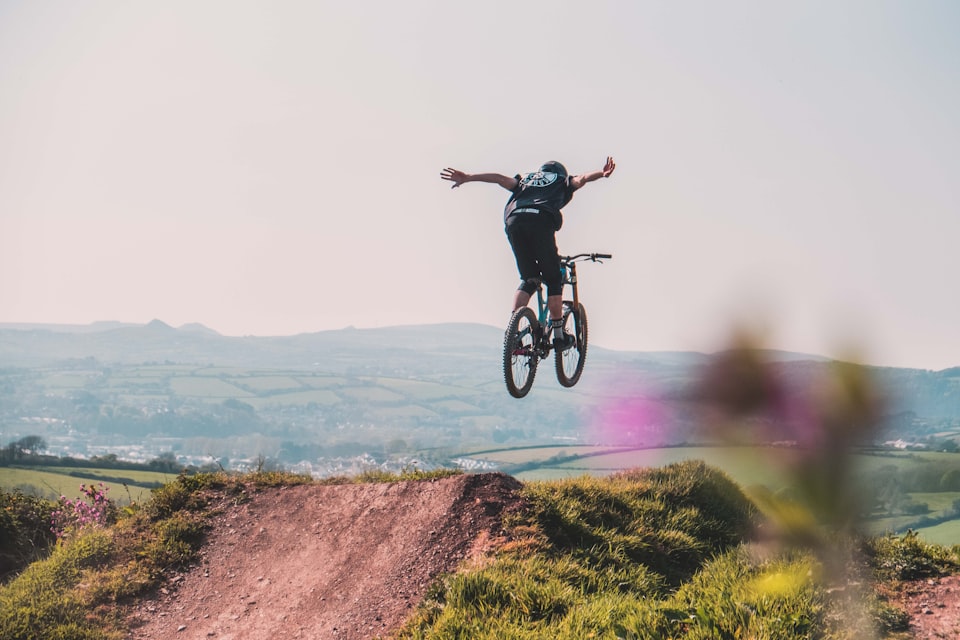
[{"x1": 539, "y1": 161, "x2": 567, "y2": 179}]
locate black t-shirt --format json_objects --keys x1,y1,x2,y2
[{"x1": 503, "y1": 170, "x2": 575, "y2": 230}]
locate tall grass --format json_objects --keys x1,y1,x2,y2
[
  {"x1": 0, "y1": 530, "x2": 115, "y2": 640},
  {"x1": 399, "y1": 461, "x2": 777, "y2": 639},
  {"x1": 0, "y1": 473, "x2": 238, "y2": 639},
  {"x1": 398, "y1": 462, "x2": 960, "y2": 639}
]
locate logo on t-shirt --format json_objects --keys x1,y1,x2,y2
[{"x1": 520, "y1": 171, "x2": 558, "y2": 188}]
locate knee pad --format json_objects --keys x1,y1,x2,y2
[{"x1": 519, "y1": 277, "x2": 541, "y2": 295}]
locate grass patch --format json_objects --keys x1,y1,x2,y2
[
  {"x1": 631, "y1": 549, "x2": 827, "y2": 639},
  {"x1": 352, "y1": 467, "x2": 464, "y2": 484},
  {"x1": 0, "y1": 473, "x2": 230, "y2": 639},
  {"x1": 399, "y1": 461, "x2": 764, "y2": 638},
  {"x1": 399, "y1": 462, "x2": 960, "y2": 639},
  {"x1": 0, "y1": 530, "x2": 114, "y2": 640},
  {"x1": 867, "y1": 529, "x2": 960, "y2": 583}
]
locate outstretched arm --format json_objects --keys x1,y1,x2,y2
[
  {"x1": 441, "y1": 168, "x2": 518, "y2": 190},
  {"x1": 570, "y1": 156, "x2": 616, "y2": 190}
]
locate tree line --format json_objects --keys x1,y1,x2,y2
[{"x1": 1, "y1": 435, "x2": 191, "y2": 474}]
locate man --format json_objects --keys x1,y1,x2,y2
[{"x1": 440, "y1": 157, "x2": 615, "y2": 349}]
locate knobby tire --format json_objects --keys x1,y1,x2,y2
[
  {"x1": 555, "y1": 301, "x2": 588, "y2": 387},
  {"x1": 503, "y1": 307, "x2": 539, "y2": 398}
]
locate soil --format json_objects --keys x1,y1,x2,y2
[
  {"x1": 123, "y1": 470, "x2": 959, "y2": 640},
  {"x1": 887, "y1": 574, "x2": 960, "y2": 639},
  {"x1": 125, "y1": 472, "x2": 524, "y2": 640}
]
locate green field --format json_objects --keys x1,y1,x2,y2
[
  {"x1": 236, "y1": 375, "x2": 303, "y2": 392},
  {"x1": 245, "y1": 389, "x2": 340, "y2": 408},
  {"x1": 913, "y1": 519, "x2": 960, "y2": 547},
  {"x1": 854, "y1": 450, "x2": 960, "y2": 471},
  {"x1": 863, "y1": 490, "x2": 960, "y2": 539},
  {"x1": 363, "y1": 377, "x2": 483, "y2": 400},
  {"x1": 505, "y1": 446, "x2": 794, "y2": 490},
  {"x1": 40, "y1": 373, "x2": 95, "y2": 390},
  {"x1": 340, "y1": 386, "x2": 405, "y2": 402},
  {"x1": 432, "y1": 399, "x2": 482, "y2": 412},
  {"x1": 460, "y1": 445, "x2": 960, "y2": 545},
  {"x1": 0, "y1": 466, "x2": 175, "y2": 504},
  {"x1": 169, "y1": 376, "x2": 254, "y2": 398},
  {"x1": 372, "y1": 405, "x2": 439, "y2": 419},
  {"x1": 296, "y1": 375, "x2": 346, "y2": 389},
  {"x1": 469, "y1": 445, "x2": 615, "y2": 465}
]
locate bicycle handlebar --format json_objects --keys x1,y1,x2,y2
[{"x1": 560, "y1": 252, "x2": 613, "y2": 263}]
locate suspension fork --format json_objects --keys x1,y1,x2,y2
[{"x1": 568, "y1": 262, "x2": 580, "y2": 309}]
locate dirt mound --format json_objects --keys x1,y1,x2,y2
[{"x1": 126, "y1": 472, "x2": 524, "y2": 640}]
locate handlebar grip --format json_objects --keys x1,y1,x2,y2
[{"x1": 594, "y1": 253, "x2": 613, "y2": 260}]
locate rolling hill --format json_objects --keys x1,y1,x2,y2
[{"x1": 1, "y1": 321, "x2": 958, "y2": 470}]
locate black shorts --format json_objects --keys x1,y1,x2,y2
[{"x1": 505, "y1": 212, "x2": 562, "y2": 297}]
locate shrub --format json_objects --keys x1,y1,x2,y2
[
  {"x1": 140, "y1": 512, "x2": 207, "y2": 571},
  {"x1": 143, "y1": 475, "x2": 210, "y2": 520},
  {"x1": 867, "y1": 529, "x2": 960, "y2": 582},
  {"x1": 0, "y1": 530, "x2": 114, "y2": 640},
  {"x1": 0, "y1": 490, "x2": 58, "y2": 582},
  {"x1": 0, "y1": 472, "x2": 215, "y2": 640}
]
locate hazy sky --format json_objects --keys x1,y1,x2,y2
[{"x1": 1, "y1": 1, "x2": 958, "y2": 370}]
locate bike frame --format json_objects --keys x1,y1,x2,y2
[
  {"x1": 532, "y1": 254, "x2": 605, "y2": 329},
  {"x1": 503, "y1": 252, "x2": 611, "y2": 398}
]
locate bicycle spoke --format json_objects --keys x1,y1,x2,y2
[
  {"x1": 555, "y1": 302, "x2": 587, "y2": 387},
  {"x1": 503, "y1": 307, "x2": 539, "y2": 398}
]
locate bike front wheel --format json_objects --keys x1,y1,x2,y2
[
  {"x1": 503, "y1": 307, "x2": 540, "y2": 398},
  {"x1": 555, "y1": 301, "x2": 588, "y2": 387}
]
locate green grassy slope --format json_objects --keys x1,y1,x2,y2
[{"x1": 2, "y1": 464, "x2": 958, "y2": 639}]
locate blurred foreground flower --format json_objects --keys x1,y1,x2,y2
[
  {"x1": 695, "y1": 339, "x2": 884, "y2": 539},
  {"x1": 693, "y1": 332, "x2": 887, "y2": 638}
]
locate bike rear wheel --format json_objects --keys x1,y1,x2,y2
[
  {"x1": 503, "y1": 307, "x2": 540, "y2": 398},
  {"x1": 555, "y1": 301, "x2": 588, "y2": 387}
]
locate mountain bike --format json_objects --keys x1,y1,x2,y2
[{"x1": 502, "y1": 253, "x2": 612, "y2": 398}]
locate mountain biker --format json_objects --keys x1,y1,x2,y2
[{"x1": 440, "y1": 157, "x2": 616, "y2": 350}]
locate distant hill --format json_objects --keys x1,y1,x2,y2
[
  {"x1": 0, "y1": 320, "x2": 829, "y2": 370},
  {"x1": 0, "y1": 321, "x2": 504, "y2": 369},
  {"x1": 1, "y1": 321, "x2": 958, "y2": 445}
]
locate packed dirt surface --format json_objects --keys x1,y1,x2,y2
[
  {"x1": 889, "y1": 574, "x2": 960, "y2": 639},
  {"x1": 126, "y1": 473, "x2": 524, "y2": 640}
]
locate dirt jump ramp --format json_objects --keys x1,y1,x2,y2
[{"x1": 126, "y1": 472, "x2": 524, "y2": 640}]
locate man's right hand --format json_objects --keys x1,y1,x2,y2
[
  {"x1": 440, "y1": 168, "x2": 469, "y2": 188},
  {"x1": 442, "y1": 169, "x2": 518, "y2": 190}
]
